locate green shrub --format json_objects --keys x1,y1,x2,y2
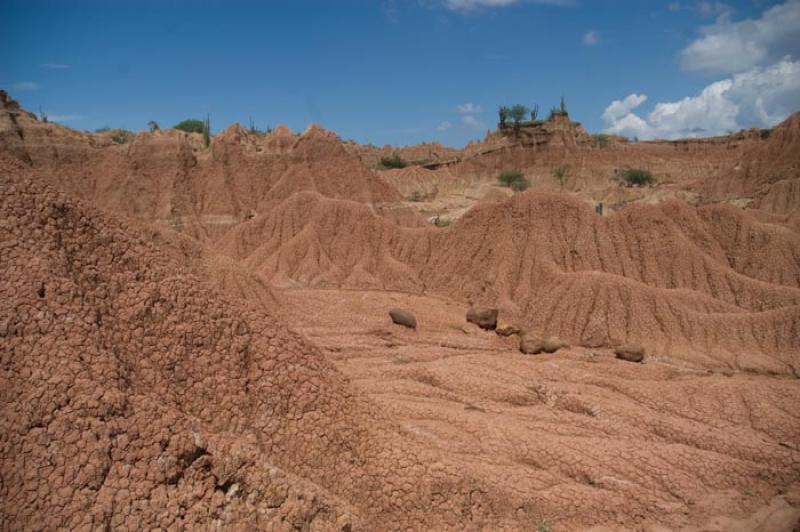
[
  {"x1": 408, "y1": 190, "x2": 425, "y2": 202},
  {"x1": 110, "y1": 129, "x2": 135, "y2": 144},
  {"x1": 96, "y1": 127, "x2": 134, "y2": 144},
  {"x1": 203, "y1": 114, "x2": 210, "y2": 148},
  {"x1": 509, "y1": 104, "x2": 529, "y2": 135},
  {"x1": 173, "y1": 119, "x2": 205, "y2": 134},
  {"x1": 591, "y1": 134, "x2": 610, "y2": 148},
  {"x1": 433, "y1": 216, "x2": 452, "y2": 227},
  {"x1": 499, "y1": 170, "x2": 523, "y2": 187},
  {"x1": 380, "y1": 154, "x2": 408, "y2": 169},
  {"x1": 498, "y1": 170, "x2": 530, "y2": 191},
  {"x1": 615, "y1": 168, "x2": 655, "y2": 187},
  {"x1": 553, "y1": 164, "x2": 570, "y2": 189},
  {"x1": 509, "y1": 176, "x2": 530, "y2": 191}
]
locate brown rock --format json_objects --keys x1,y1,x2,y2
[
  {"x1": 495, "y1": 321, "x2": 521, "y2": 337},
  {"x1": 389, "y1": 308, "x2": 417, "y2": 329},
  {"x1": 615, "y1": 344, "x2": 645, "y2": 363},
  {"x1": 519, "y1": 336, "x2": 544, "y2": 355},
  {"x1": 466, "y1": 307, "x2": 498, "y2": 330},
  {"x1": 542, "y1": 336, "x2": 567, "y2": 353}
]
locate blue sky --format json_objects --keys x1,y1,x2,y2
[{"x1": 2, "y1": 0, "x2": 798, "y2": 145}]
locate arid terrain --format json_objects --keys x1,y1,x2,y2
[{"x1": 2, "y1": 89, "x2": 800, "y2": 531}]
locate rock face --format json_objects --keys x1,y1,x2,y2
[
  {"x1": 466, "y1": 307, "x2": 498, "y2": 330},
  {"x1": 519, "y1": 336, "x2": 544, "y2": 355},
  {"x1": 615, "y1": 344, "x2": 645, "y2": 363},
  {"x1": 542, "y1": 336, "x2": 567, "y2": 353},
  {"x1": 389, "y1": 308, "x2": 417, "y2": 329}
]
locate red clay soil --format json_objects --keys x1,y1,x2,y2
[
  {"x1": 1, "y1": 162, "x2": 549, "y2": 530},
  {"x1": 2, "y1": 90, "x2": 800, "y2": 530}
]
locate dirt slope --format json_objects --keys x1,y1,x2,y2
[
  {"x1": 0, "y1": 158, "x2": 543, "y2": 531},
  {"x1": 221, "y1": 189, "x2": 800, "y2": 373}
]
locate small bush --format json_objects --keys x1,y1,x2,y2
[
  {"x1": 433, "y1": 216, "x2": 452, "y2": 227},
  {"x1": 499, "y1": 170, "x2": 523, "y2": 187},
  {"x1": 553, "y1": 164, "x2": 570, "y2": 189},
  {"x1": 96, "y1": 127, "x2": 134, "y2": 144},
  {"x1": 110, "y1": 129, "x2": 135, "y2": 144},
  {"x1": 509, "y1": 176, "x2": 530, "y2": 191},
  {"x1": 591, "y1": 134, "x2": 610, "y2": 148},
  {"x1": 380, "y1": 154, "x2": 408, "y2": 169},
  {"x1": 615, "y1": 168, "x2": 655, "y2": 187},
  {"x1": 408, "y1": 190, "x2": 425, "y2": 202},
  {"x1": 173, "y1": 119, "x2": 205, "y2": 134},
  {"x1": 499, "y1": 170, "x2": 530, "y2": 191}
]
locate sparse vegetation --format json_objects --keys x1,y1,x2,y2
[
  {"x1": 498, "y1": 170, "x2": 530, "y2": 192},
  {"x1": 548, "y1": 96, "x2": 569, "y2": 121},
  {"x1": 536, "y1": 519, "x2": 552, "y2": 532},
  {"x1": 433, "y1": 216, "x2": 452, "y2": 227},
  {"x1": 248, "y1": 117, "x2": 266, "y2": 136},
  {"x1": 614, "y1": 167, "x2": 656, "y2": 187},
  {"x1": 203, "y1": 114, "x2": 211, "y2": 148},
  {"x1": 530, "y1": 104, "x2": 539, "y2": 121},
  {"x1": 95, "y1": 127, "x2": 135, "y2": 144},
  {"x1": 173, "y1": 119, "x2": 205, "y2": 134},
  {"x1": 380, "y1": 154, "x2": 408, "y2": 169},
  {"x1": 509, "y1": 104, "x2": 529, "y2": 136},
  {"x1": 591, "y1": 134, "x2": 610, "y2": 148},
  {"x1": 498, "y1": 105, "x2": 510, "y2": 128},
  {"x1": 553, "y1": 164, "x2": 570, "y2": 189},
  {"x1": 39, "y1": 106, "x2": 48, "y2": 123},
  {"x1": 408, "y1": 189, "x2": 425, "y2": 202}
]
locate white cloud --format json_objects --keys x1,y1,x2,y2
[
  {"x1": 602, "y1": 58, "x2": 800, "y2": 139},
  {"x1": 41, "y1": 63, "x2": 71, "y2": 69},
  {"x1": 462, "y1": 115, "x2": 485, "y2": 131},
  {"x1": 437, "y1": 120, "x2": 453, "y2": 131},
  {"x1": 696, "y1": 1, "x2": 733, "y2": 18},
  {"x1": 680, "y1": 0, "x2": 800, "y2": 73},
  {"x1": 12, "y1": 81, "x2": 40, "y2": 91},
  {"x1": 441, "y1": 0, "x2": 574, "y2": 11},
  {"x1": 602, "y1": 94, "x2": 648, "y2": 123},
  {"x1": 49, "y1": 115, "x2": 82, "y2": 122},
  {"x1": 582, "y1": 30, "x2": 599, "y2": 46},
  {"x1": 456, "y1": 103, "x2": 483, "y2": 114}
]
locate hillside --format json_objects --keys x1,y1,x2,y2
[{"x1": 2, "y1": 90, "x2": 799, "y2": 531}]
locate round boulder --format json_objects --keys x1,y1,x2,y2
[
  {"x1": 466, "y1": 307, "x2": 498, "y2": 330},
  {"x1": 495, "y1": 321, "x2": 521, "y2": 337},
  {"x1": 389, "y1": 308, "x2": 417, "y2": 330},
  {"x1": 615, "y1": 344, "x2": 645, "y2": 363},
  {"x1": 519, "y1": 336, "x2": 544, "y2": 355},
  {"x1": 542, "y1": 336, "x2": 567, "y2": 353}
]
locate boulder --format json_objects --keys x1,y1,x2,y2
[
  {"x1": 615, "y1": 344, "x2": 644, "y2": 363},
  {"x1": 388, "y1": 308, "x2": 417, "y2": 329},
  {"x1": 495, "y1": 321, "x2": 521, "y2": 337},
  {"x1": 466, "y1": 307, "x2": 498, "y2": 330},
  {"x1": 519, "y1": 336, "x2": 544, "y2": 355},
  {"x1": 542, "y1": 336, "x2": 567, "y2": 353}
]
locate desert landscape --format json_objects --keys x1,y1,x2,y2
[
  {"x1": 2, "y1": 80, "x2": 799, "y2": 531},
  {"x1": 2, "y1": 4, "x2": 800, "y2": 531}
]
